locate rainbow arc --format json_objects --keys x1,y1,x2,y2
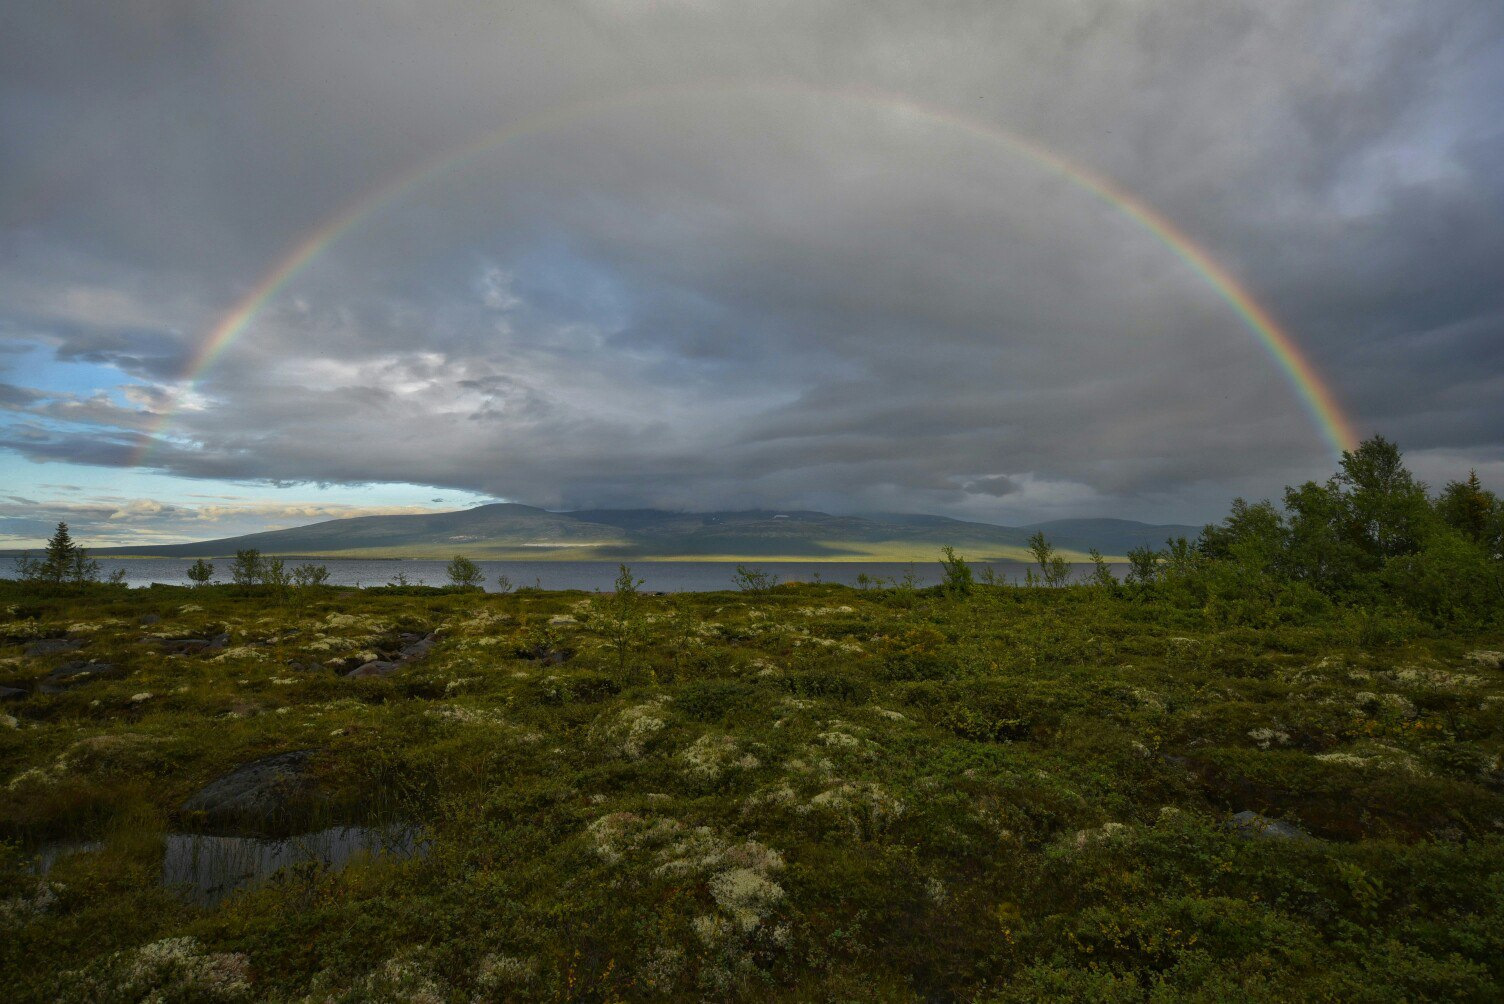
[{"x1": 135, "y1": 83, "x2": 1357, "y2": 465}]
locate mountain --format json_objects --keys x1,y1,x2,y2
[{"x1": 95, "y1": 504, "x2": 1203, "y2": 561}]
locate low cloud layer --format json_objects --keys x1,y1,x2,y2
[{"x1": 3, "y1": 1, "x2": 1501, "y2": 537}]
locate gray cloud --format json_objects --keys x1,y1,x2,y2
[{"x1": 2, "y1": 1, "x2": 1502, "y2": 526}]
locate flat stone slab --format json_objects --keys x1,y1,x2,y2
[
  {"x1": 25, "y1": 638, "x2": 84, "y2": 657},
  {"x1": 397, "y1": 636, "x2": 435, "y2": 661},
  {"x1": 1225, "y1": 810, "x2": 1313, "y2": 842},
  {"x1": 38, "y1": 662, "x2": 125, "y2": 694},
  {"x1": 0, "y1": 686, "x2": 27, "y2": 702},
  {"x1": 179, "y1": 749, "x2": 320, "y2": 836},
  {"x1": 346, "y1": 660, "x2": 400, "y2": 679},
  {"x1": 153, "y1": 634, "x2": 229, "y2": 654}
]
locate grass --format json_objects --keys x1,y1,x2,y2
[{"x1": 1, "y1": 578, "x2": 1502, "y2": 1001}]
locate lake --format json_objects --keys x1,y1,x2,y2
[{"x1": 16, "y1": 557, "x2": 1119, "y2": 592}]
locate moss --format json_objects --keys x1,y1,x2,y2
[{"x1": 0, "y1": 579, "x2": 1501, "y2": 1000}]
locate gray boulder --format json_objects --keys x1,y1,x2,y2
[
  {"x1": 39, "y1": 661, "x2": 125, "y2": 694},
  {"x1": 179, "y1": 749, "x2": 320, "y2": 835},
  {"x1": 346, "y1": 660, "x2": 400, "y2": 679},
  {"x1": 397, "y1": 635, "x2": 435, "y2": 661},
  {"x1": 154, "y1": 633, "x2": 230, "y2": 655},
  {"x1": 1226, "y1": 810, "x2": 1313, "y2": 842},
  {"x1": 26, "y1": 638, "x2": 83, "y2": 657}
]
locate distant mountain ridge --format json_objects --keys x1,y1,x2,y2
[{"x1": 94, "y1": 504, "x2": 1203, "y2": 561}]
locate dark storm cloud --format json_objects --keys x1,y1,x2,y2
[{"x1": 2, "y1": 1, "x2": 1502, "y2": 524}]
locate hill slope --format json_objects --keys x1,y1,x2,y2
[{"x1": 96, "y1": 504, "x2": 1203, "y2": 561}]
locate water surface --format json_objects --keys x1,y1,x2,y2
[
  {"x1": 25, "y1": 557, "x2": 1118, "y2": 592},
  {"x1": 162, "y1": 825, "x2": 427, "y2": 906}
]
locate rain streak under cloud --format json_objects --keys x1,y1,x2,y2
[{"x1": 2, "y1": 1, "x2": 1503, "y2": 546}]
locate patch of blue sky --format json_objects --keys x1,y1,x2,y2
[
  {"x1": 0, "y1": 455, "x2": 498, "y2": 512},
  {"x1": 1, "y1": 342, "x2": 145, "y2": 401}
]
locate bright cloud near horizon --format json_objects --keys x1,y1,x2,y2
[{"x1": 2, "y1": 2, "x2": 1502, "y2": 548}]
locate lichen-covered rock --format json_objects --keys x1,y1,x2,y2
[
  {"x1": 346, "y1": 660, "x2": 400, "y2": 678},
  {"x1": 38, "y1": 661, "x2": 124, "y2": 694},
  {"x1": 25, "y1": 638, "x2": 84, "y2": 657},
  {"x1": 179, "y1": 749, "x2": 319, "y2": 836},
  {"x1": 1225, "y1": 810, "x2": 1313, "y2": 842}
]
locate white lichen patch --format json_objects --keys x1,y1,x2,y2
[
  {"x1": 710, "y1": 866, "x2": 785, "y2": 932},
  {"x1": 211, "y1": 646, "x2": 267, "y2": 663},
  {"x1": 806, "y1": 781, "x2": 905, "y2": 835},
  {"x1": 1247, "y1": 727, "x2": 1292, "y2": 749},
  {"x1": 61, "y1": 936, "x2": 251, "y2": 1001},
  {"x1": 682, "y1": 733, "x2": 758, "y2": 778},
  {"x1": 1316, "y1": 742, "x2": 1430, "y2": 776},
  {"x1": 474, "y1": 953, "x2": 537, "y2": 991},
  {"x1": 1071, "y1": 821, "x2": 1129, "y2": 849},
  {"x1": 590, "y1": 699, "x2": 670, "y2": 758},
  {"x1": 1390, "y1": 664, "x2": 1479, "y2": 690},
  {"x1": 1, "y1": 878, "x2": 63, "y2": 924}
]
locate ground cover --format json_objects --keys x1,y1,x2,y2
[{"x1": 2, "y1": 577, "x2": 1502, "y2": 1001}]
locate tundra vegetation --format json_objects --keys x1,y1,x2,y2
[{"x1": 1, "y1": 437, "x2": 1502, "y2": 1001}]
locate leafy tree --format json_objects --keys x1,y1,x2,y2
[
  {"x1": 1026, "y1": 532, "x2": 1071, "y2": 587},
  {"x1": 186, "y1": 559, "x2": 215, "y2": 586},
  {"x1": 1335, "y1": 434, "x2": 1432, "y2": 562},
  {"x1": 593, "y1": 564, "x2": 648, "y2": 674},
  {"x1": 231, "y1": 549, "x2": 264, "y2": 587},
  {"x1": 446, "y1": 555, "x2": 484, "y2": 589},
  {"x1": 732, "y1": 565, "x2": 779, "y2": 593},
  {"x1": 1086, "y1": 548, "x2": 1117, "y2": 590},
  {"x1": 291, "y1": 563, "x2": 329, "y2": 588},
  {"x1": 1124, "y1": 545, "x2": 1159, "y2": 589},
  {"x1": 1199, "y1": 499, "x2": 1286, "y2": 566},
  {"x1": 1381, "y1": 525, "x2": 1502, "y2": 625},
  {"x1": 494, "y1": 573, "x2": 514, "y2": 594},
  {"x1": 1283, "y1": 480, "x2": 1360, "y2": 588},
  {"x1": 938, "y1": 546, "x2": 974, "y2": 597},
  {"x1": 261, "y1": 557, "x2": 291, "y2": 597}
]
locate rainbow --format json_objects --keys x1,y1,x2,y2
[{"x1": 136, "y1": 82, "x2": 1357, "y2": 463}]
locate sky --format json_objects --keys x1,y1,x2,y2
[{"x1": 2, "y1": 1, "x2": 1502, "y2": 548}]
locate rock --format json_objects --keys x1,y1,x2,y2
[
  {"x1": 346, "y1": 660, "x2": 400, "y2": 679},
  {"x1": 140, "y1": 614, "x2": 162, "y2": 626},
  {"x1": 25, "y1": 638, "x2": 83, "y2": 657},
  {"x1": 179, "y1": 749, "x2": 319, "y2": 835},
  {"x1": 154, "y1": 633, "x2": 230, "y2": 655},
  {"x1": 155, "y1": 637, "x2": 210, "y2": 654},
  {"x1": 1225, "y1": 810, "x2": 1313, "y2": 842},
  {"x1": 39, "y1": 661, "x2": 125, "y2": 694},
  {"x1": 0, "y1": 686, "x2": 27, "y2": 702},
  {"x1": 397, "y1": 635, "x2": 435, "y2": 661}
]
